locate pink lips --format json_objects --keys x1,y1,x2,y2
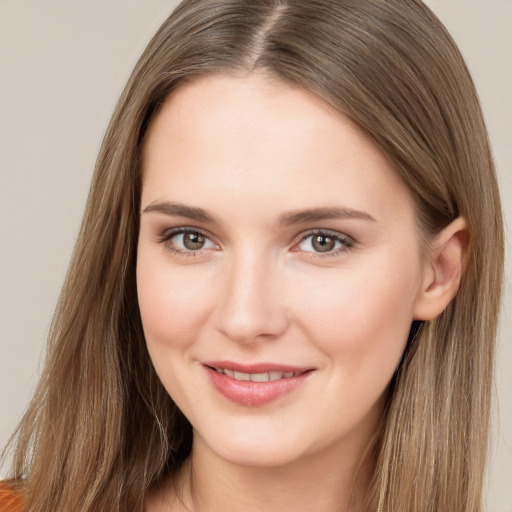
[{"x1": 203, "y1": 361, "x2": 313, "y2": 407}]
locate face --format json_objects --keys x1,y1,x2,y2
[{"x1": 137, "y1": 73, "x2": 429, "y2": 468}]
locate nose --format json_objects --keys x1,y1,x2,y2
[{"x1": 213, "y1": 251, "x2": 289, "y2": 344}]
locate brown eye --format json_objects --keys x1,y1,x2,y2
[
  {"x1": 311, "y1": 234, "x2": 336, "y2": 252},
  {"x1": 161, "y1": 229, "x2": 217, "y2": 254},
  {"x1": 297, "y1": 231, "x2": 353, "y2": 255},
  {"x1": 183, "y1": 232, "x2": 206, "y2": 250}
]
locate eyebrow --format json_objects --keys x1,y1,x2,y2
[
  {"x1": 142, "y1": 201, "x2": 376, "y2": 225},
  {"x1": 279, "y1": 207, "x2": 376, "y2": 225},
  {"x1": 142, "y1": 201, "x2": 219, "y2": 223}
]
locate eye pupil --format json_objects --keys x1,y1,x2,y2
[
  {"x1": 312, "y1": 235, "x2": 335, "y2": 252},
  {"x1": 183, "y1": 232, "x2": 205, "y2": 250}
]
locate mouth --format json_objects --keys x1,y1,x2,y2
[
  {"x1": 203, "y1": 361, "x2": 314, "y2": 407},
  {"x1": 207, "y1": 366, "x2": 307, "y2": 382}
]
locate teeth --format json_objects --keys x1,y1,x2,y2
[
  {"x1": 215, "y1": 368, "x2": 302, "y2": 382},
  {"x1": 233, "y1": 371, "x2": 251, "y2": 381},
  {"x1": 250, "y1": 372, "x2": 269, "y2": 382}
]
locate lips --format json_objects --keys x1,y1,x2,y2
[
  {"x1": 214, "y1": 368, "x2": 302, "y2": 382},
  {"x1": 203, "y1": 361, "x2": 313, "y2": 407}
]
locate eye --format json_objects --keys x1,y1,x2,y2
[
  {"x1": 159, "y1": 228, "x2": 218, "y2": 255},
  {"x1": 297, "y1": 231, "x2": 354, "y2": 255}
]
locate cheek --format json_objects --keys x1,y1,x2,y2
[
  {"x1": 136, "y1": 257, "x2": 214, "y2": 350},
  {"x1": 285, "y1": 257, "x2": 420, "y2": 442},
  {"x1": 290, "y1": 255, "x2": 421, "y2": 369},
  {"x1": 136, "y1": 257, "x2": 218, "y2": 404}
]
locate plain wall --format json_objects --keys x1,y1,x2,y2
[{"x1": 0, "y1": 1, "x2": 510, "y2": 510}]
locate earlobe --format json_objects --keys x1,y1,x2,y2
[{"x1": 413, "y1": 217, "x2": 468, "y2": 321}]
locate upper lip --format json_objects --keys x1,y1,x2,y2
[{"x1": 203, "y1": 361, "x2": 313, "y2": 373}]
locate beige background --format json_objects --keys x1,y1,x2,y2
[{"x1": 0, "y1": 1, "x2": 510, "y2": 510}]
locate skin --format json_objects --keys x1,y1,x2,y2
[{"x1": 137, "y1": 72, "x2": 466, "y2": 512}]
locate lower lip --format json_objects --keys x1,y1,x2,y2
[{"x1": 205, "y1": 367, "x2": 312, "y2": 407}]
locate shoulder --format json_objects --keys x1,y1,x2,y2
[{"x1": 0, "y1": 483, "x2": 25, "y2": 512}]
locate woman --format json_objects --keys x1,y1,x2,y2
[{"x1": 1, "y1": 1, "x2": 504, "y2": 511}]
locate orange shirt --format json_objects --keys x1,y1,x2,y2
[{"x1": 0, "y1": 484, "x2": 25, "y2": 512}]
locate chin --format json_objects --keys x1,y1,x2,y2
[
  {"x1": 215, "y1": 444, "x2": 306, "y2": 469},
  {"x1": 194, "y1": 421, "x2": 311, "y2": 468}
]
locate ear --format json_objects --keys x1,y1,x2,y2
[{"x1": 413, "y1": 217, "x2": 468, "y2": 321}]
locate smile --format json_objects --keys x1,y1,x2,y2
[
  {"x1": 203, "y1": 362, "x2": 314, "y2": 407},
  {"x1": 211, "y1": 368, "x2": 304, "y2": 382}
]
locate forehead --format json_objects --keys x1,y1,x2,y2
[{"x1": 141, "y1": 72, "x2": 414, "y2": 224}]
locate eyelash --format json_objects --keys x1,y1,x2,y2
[
  {"x1": 297, "y1": 229, "x2": 355, "y2": 258},
  {"x1": 158, "y1": 227, "x2": 215, "y2": 258},
  {"x1": 157, "y1": 227, "x2": 356, "y2": 258}
]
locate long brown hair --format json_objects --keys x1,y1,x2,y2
[{"x1": 5, "y1": 1, "x2": 504, "y2": 511}]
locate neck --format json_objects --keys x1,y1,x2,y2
[{"x1": 173, "y1": 433, "x2": 375, "y2": 512}]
